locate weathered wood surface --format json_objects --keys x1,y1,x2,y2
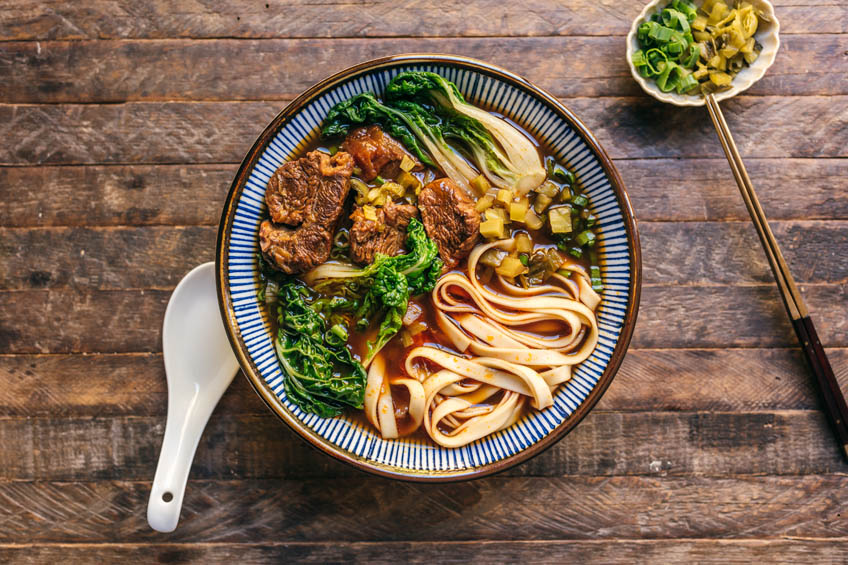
[
  {"x1": 3, "y1": 540, "x2": 848, "y2": 564},
  {"x1": 2, "y1": 0, "x2": 846, "y2": 562},
  {"x1": 0, "y1": 0, "x2": 841, "y2": 39},
  {"x1": 1, "y1": 476, "x2": 846, "y2": 543},
  {"x1": 2, "y1": 97, "x2": 847, "y2": 166},
  {"x1": 3, "y1": 159, "x2": 847, "y2": 228},
  {"x1": 3, "y1": 349, "x2": 847, "y2": 417},
  {"x1": 2, "y1": 34, "x2": 845, "y2": 103},
  {"x1": 0, "y1": 410, "x2": 844, "y2": 480}
]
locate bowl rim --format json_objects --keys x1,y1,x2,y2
[{"x1": 215, "y1": 53, "x2": 643, "y2": 482}]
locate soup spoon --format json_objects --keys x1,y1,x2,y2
[
  {"x1": 627, "y1": 0, "x2": 848, "y2": 458},
  {"x1": 147, "y1": 262, "x2": 240, "y2": 532}
]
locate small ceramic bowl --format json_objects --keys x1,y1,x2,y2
[
  {"x1": 626, "y1": 0, "x2": 780, "y2": 106},
  {"x1": 216, "y1": 54, "x2": 642, "y2": 481}
]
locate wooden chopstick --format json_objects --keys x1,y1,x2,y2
[{"x1": 705, "y1": 93, "x2": 848, "y2": 459}]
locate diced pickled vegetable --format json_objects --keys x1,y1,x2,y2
[
  {"x1": 485, "y1": 207, "x2": 507, "y2": 223},
  {"x1": 534, "y1": 193, "x2": 553, "y2": 214},
  {"x1": 480, "y1": 216, "x2": 506, "y2": 239},
  {"x1": 475, "y1": 194, "x2": 495, "y2": 213},
  {"x1": 514, "y1": 232, "x2": 533, "y2": 253},
  {"x1": 548, "y1": 207, "x2": 573, "y2": 234},
  {"x1": 524, "y1": 208, "x2": 545, "y2": 230},
  {"x1": 471, "y1": 174, "x2": 492, "y2": 195},
  {"x1": 399, "y1": 154, "x2": 416, "y2": 172},
  {"x1": 397, "y1": 171, "x2": 422, "y2": 192},
  {"x1": 408, "y1": 321, "x2": 427, "y2": 336},
  {"x1": 691, "y1": 14, "x2": 708, "y2": 31},
  {"x1": 401, "y1": 330, "x2": 413, "y2": 347},
  {"x1": 509, "y1": 198, "x2": 529, "y2": 222},
  {"x1": 362, "y1": 205, "x2": 378, "y2": 222},
  {"x1": 518, "y1": 253, "x2": 529, "y2": 266},
  {"x1": 350, "y1": 178, "x2": 370, "y2": 205},
  {"x1": 571, "y1": 194, "x2": 589, "y2": 208},
  {"x1": 537, "y1": 181, "x2": 559, "y2": 198},
  {"x1": 496, "y1": 189, "x2": 513, "y2": 205},
  {"x1": 382, "y1": 181, "x2": 406, "y2": 198},
  {"x1": 709, "y1": 71, "x2": 732, "y2": 86},
  {"x1": 496, "y1": 256, "x2": 527, "y2": 278},
  {"x1": 480, "y1": 248, "x2": 507, "y2": 268}
]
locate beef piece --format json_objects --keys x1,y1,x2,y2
[
  {"x1": 265, "y1": 150, "x2": 347, "y2": 226},
  {"x1": 259, "y1": 150, "x2": 354, "y2": 274},
  {"x1": 349, "y1": 200, "x2": 419, "y2": 264},
  {"x1": 341, "y1": 125, "x2": 420, "y2": 182},
  {"x1": 418, "y1": 178, "x2": 481, "y2": 270}
]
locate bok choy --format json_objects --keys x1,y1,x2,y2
[
  {"x1": 386, "y1": 71, "x2": 546, "y2": 194},
  {"x1": 321, "y1": 72, "x2": 546, "y2": 196}
]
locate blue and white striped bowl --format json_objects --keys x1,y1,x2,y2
[{"x1": 216, "y1": 55, "x2": 641, "y2": 481}]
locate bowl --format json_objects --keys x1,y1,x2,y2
[
  {"x1": 216, "y1": 54, "x2": 642, "y2": 481},
  {"x1": 626, "y1": 0, "x2": 780, "y2": 107}
]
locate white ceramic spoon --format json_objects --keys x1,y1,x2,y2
[{"x1": 147, "y1": 262, "x2": 240, "y2": 533}]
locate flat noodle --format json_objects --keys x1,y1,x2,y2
[{"x1": 363, "y1": 238, "x2": 601, "y2": 448}]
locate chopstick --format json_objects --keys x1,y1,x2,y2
[{"x1": 705, "y1": 93, "x2": 848, "y2": 459}]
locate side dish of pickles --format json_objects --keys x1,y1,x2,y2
[{"x1": 631, "y1": 0, "x2": 769, "y2": 95}]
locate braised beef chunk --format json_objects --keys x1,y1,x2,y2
[
  {"x1": 418, "y1": 178, "x2": 480, "y2": 270},
  {"x1": 349, "y1": 201, "x2": 419, "y2": 264},
  {"x1": 341, "y1": 125, "x2": 420, "y2": 182},
  {"x1": 260, "y1": 150, "x2": 354, "y2": 274}
]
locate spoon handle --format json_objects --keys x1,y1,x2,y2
[
  {"x1": 705, "y1": 93, "x2": 848, "y2": 459},
  {"x1": 147, "y1": 361, "x2": 238, "y2": 533}
]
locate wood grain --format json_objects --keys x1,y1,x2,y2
[
  {"x1": 1, "y1": 284, "x2": 845, "y2": 354},
  {"x1": 3, "y1": 540, "x2": 848, "y2": 564},
  {"x1": 1, "y1": 97, "x2": 846, "y2": 166},
  {"x1": 2, "y1": 34, "x2": 845, "y2": 104},
  {"x1": 1, "y1": 476, "x2": 846, "y2": 542},
  {"x1": 0, "y1": 410, "x2": 844, "y2": 480},
  {"x1": 3, "y1": 348, "x2": 846, "y2": 417},
  {"x1": 3, "y1": 159, "x2": 846, "y2": 228},
  {"x1": 0, "y1": 0, "x2": 841, "y2": 40},
  {"x1": 2, "y1": 221, "x2": 844, "y2": 291}
]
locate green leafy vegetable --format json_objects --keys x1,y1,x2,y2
[
  {"x1": 312, "y1": 218, "x2": 442, "y2": 363},
  {"x1": 385, "y1": 71, "x2": 546, "y2": 194},
  {"x1": 321, "y1": 72, "x2": 546, "y2": 195},
  {"x1": 322, "y1": 92, "x2": 478, "y2": 193},
  {"x1": 273, "y1": 279, "x2": 367, "y2": 418}
]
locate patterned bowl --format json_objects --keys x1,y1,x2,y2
[{"x1": 216, "y1": 54, "x2": 641, "y2": 481}]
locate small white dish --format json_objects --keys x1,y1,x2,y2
[{"x1": 626, "y1": 0, "x2": 780, "y2": 107}]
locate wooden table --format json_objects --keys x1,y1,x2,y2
[{"x1": 1, "y1": 2, "x2": 846, "y2": 562}]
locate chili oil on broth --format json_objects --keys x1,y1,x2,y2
[{"x1": 261, "y1": 133, "x2": 602, "y2": 446}]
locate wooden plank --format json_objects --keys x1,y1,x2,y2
[
  {"x1": 1, "y1": 97, "x2": 846, "y2": 165},
  {"x1": 2, "y1": 35, "x2": 844, "y2": 104},
  {"x1": 0, "y1": 476, "x2": 846, "y2": 542},
  {"x1": 0, "y1": 226, "x2": 217, "y2": 290},
  {"x1": 3, "y1": 159, "x2": 846, "y2": 228},
  {"x1": 633, "y1": 284, "x2": 847, "y2": 349},
  {"x1": 0, "y1": 164, "x2": 236, "y2": 227},
  {"x1": 622, "y1": 158, "x2": 848, "y2": 222},
  {"x1": 2, "y1": 221, "x2": 845, "y2": 291},
  {"x1": 0, "y1": 0, "x2": 840, "y2": 40},
  {"x1": 0, "y1": 410, "x2": 844, "y2": 480},
  {"x1": 3, "y1": 540, "x2": 848, "y2": 564},
  {"x1": 1, "y1": 284, "x2": 846, "y2": 353},
  {"x1": 2, "y1": 349, "x2": 847, "y2": 417}
]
